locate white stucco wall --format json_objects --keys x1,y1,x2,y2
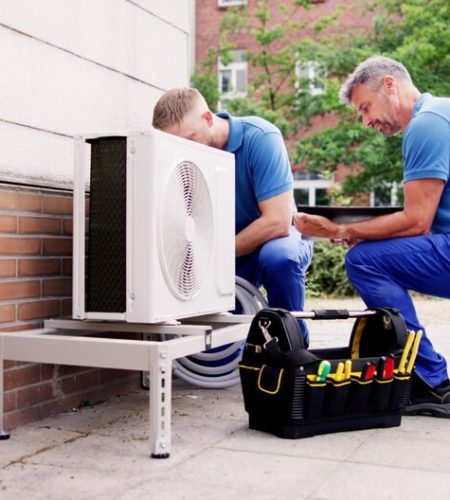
[{"x1": 0, "y1": 0, "x2": 194, "y2": 188}]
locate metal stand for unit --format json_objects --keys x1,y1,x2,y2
[{"x1": 0, "y1": 314, "x2": 252, "y2": 458}]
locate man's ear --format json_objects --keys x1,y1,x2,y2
[
  {"x1": 202, "y1": 110, "x2": 214, "y2": 127},
  {"x1": 383, "y1": 75, "x2": 396, "y2": 93}
]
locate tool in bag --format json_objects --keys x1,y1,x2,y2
[{"x1": 239, "y1": 307, "x2": 420, "y2": 439}]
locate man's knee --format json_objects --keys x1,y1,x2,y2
[
  {"x1": 259, "y1": 238, "x2": 312, "y2": 274},
  {"x1": 345, "y1": 243, "x2": 367, "y2": 280}
]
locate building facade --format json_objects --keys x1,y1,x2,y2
[
  {"x1": 195, "y1": 0, "x2": 375, "y2": 206},
  {"x1": 0, "y1": 0, "x2": 195, "y2": 430}
]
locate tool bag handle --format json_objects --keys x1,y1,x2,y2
[
  {"x1": 290, "y1": 309, "x2": 378, "y2": 320},
  {"x1": 250, "y1": 307, "x2": 407, "y2": 366}
]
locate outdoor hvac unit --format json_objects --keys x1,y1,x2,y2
[{"x1": 73, "y1": 129, "x2": 235, "y2": 323}]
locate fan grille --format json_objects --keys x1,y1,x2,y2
[{"x1": 159, "y1": 160, "x2": 214, "y2": 300}]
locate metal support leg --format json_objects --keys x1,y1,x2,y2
[
  {"x1": 0, "y1": 336, "x2": 11, "y2": 440},
  {"x1": 149, "y1": 342, "x2": 172, "y2": 458}
]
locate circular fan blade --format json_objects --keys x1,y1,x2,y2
[{"x1": 159, "y1": 160, "x2": 214, "y2": 300}]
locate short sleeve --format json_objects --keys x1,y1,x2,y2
[
  {"x1": 248, "y1": 131, "x2": 293, "y2": 202},
  {"x1": 403, "y1": 112, "x2": 450, "y2": 183}
]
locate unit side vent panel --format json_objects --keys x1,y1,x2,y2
[{"x1": 86, "y1": 137, "x2": 127, "y2": 312}]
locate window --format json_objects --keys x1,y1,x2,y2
[
  {"x1": 218, "y1": 50, "x2": 248, "y2": 100},
  {"x1": 295, "y1": 60, "x2": 325, "y2": 96},
  {"x1": 218, "y1": 0, "x2": 248, "y2": 7},
  {"x1": 293, "y1": 171, "x2": 332, "y2": 206},
  {"x1": 370, "y1": 181, "x2": 400, "y2": 206}
]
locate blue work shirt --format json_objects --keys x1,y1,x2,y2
[
  {"x1": 403, "y1": 93, "x2": 450, "y2": 233},
  {"x1": 217, "y1": 112, "x2": 294, "y2": 234}
]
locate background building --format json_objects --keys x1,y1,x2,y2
[{"x1": 195, "y1": 0, "x2": 375, "y2": 206}]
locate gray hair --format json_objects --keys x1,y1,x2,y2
[{"x1": 339, "y1": 55, "x2": 412, "y2": 105}]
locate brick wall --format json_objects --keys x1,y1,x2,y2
[
  {"x1": 0, "y1": 183, "x2": 138, "y2": 430},
  {"x1": 196, "y1": 0, "x2": 374, "y2": 67}
]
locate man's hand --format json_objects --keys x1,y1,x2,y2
[{"x1": 293, "y1": 212, "x2": 341, "y2": 239}]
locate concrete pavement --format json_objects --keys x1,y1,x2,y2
[{"x1": 1, "y1": 297, "x2": 449, "y2": 499}]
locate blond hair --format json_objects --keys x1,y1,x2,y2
[{"x1": 152, "y1": 88, "x2": 206, "y2": 130}]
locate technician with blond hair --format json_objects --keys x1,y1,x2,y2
[{"x1": 153, "y1": 88, "x2": 313, "y2": 342}]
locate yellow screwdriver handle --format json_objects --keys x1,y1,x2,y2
[
  {"x1": 398, "y1": 330, "x2": 415, "y2": 374},
  {"x1": 406, "y1": 330, "x2": 423, "y2": 374}
]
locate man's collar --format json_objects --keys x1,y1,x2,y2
[
  {"x1": 412, "y1": 92, "x2": 431, "y2": 118},
  {"x1": 216, "y1": 111, "x2": 243, "y2": 152}
]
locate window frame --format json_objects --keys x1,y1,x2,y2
[
  {"x1": 295, "y1": 60, "x2": 326, "y2": 97},
  {"x1": 218, "y1": 0, "x2": 248, "y2": 7},
  {"x1": 218, "y1": 50, "x2": 248, "y2": 102}
]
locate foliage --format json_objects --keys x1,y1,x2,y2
[
  {"x1": 295, "y1": 0, "x2": 450, "y2": 195},
  {"x1": 190, "y1": 49, "x2": 220, "y2": 110},
  {"x1": 191, "y1": 0, "x2": 450, "y2": 296},
  {"x1": 191, "y1": 0, "x2": 340, "y2": 136},
  {"x1": 306, "y1": 241, "x2": 357, "y2": 298},
  {"x1": 192, "y1": 0, "x2": 450, "y2": 199}
]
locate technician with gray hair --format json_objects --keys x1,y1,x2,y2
[{"x1": 294, "y1": 55, "x2": 450, "y2": 417}]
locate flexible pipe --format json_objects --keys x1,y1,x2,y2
[{"x1": 172, "y1": 277, "x2": 268, "y2": 388}]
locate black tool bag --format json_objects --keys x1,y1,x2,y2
[{"x1": 239, "y1": 308, "x2": 415, "y2": 439}]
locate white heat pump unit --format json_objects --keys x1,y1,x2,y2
[{"x1": 73, "y1": 129, "x2": 235, "y2": 323}]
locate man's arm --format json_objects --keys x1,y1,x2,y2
[
  {"x1": 236, "y1": 190, "x2": 292, "y2": 257},
  {"x1": 293, "y1": 178, "x2": 444, "y2": 240}
]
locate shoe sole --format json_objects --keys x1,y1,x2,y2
[{"x1": 403, "y1": 402, "x2": 450, "y2": 418}]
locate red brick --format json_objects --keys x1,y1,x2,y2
[
  {"x1": 61, "y1": 299, "x2": 72, "y2": 317},
  {"x1": 61, "y1": 370, "x2": 100, "y2": 394},
  {"x1": 60, "y1": 365, "x2": 92, "y2": 377},
  {"x1": 3, "y1": 390, "x2": 16, "y2": 412},
  {"x1": 63, "y1": 218, "x2": 73, "y2": 235},
  {"x1": 0, "y1": 215, "x2": 17, "y2": 233},
  {"x1": 0, "y1": 304, "x2": 15, "y2": 323},
  {"x1": 98, "y1": 368, "x2": 132, "y2": 384},
  {"x1": 42, "y1": 195, "x2": 73, "y2": 215},
  {"x1": 16, "y1": 382, "x2": 54, "y2": 407},
  {"x1": 43, "y1": 238, "x2": 72, "y2": 256},
  {"x1": 18, "y1": 258, "x2": 61, "y2": 277},
  {"x1": 39, "y1": 394, "x2": 82, "y2": 415},
  {"x1": 17, "y1": 300, "x2": 61, "y2": 321},
  {"x1": 41, "y1": 364, "x2": 86, "y2": 381},
  {"x1": 0, "y1": 237, "x2": 41, "y2": 255},
  {"x1": 0, "y1": 189, "x2": 41, "y2": 212},
  {"x1": 62, "y1": 258, "x2": 72, "y2": 275},
  {"x1": 4, "y1": 371, "x2": 139, "y2": 432},
  {"x1": 19, "y1": 216, "x2": 61, "y2": 235},
  {"x1": 0, "y1": 280, "x2": 40, "y2": 300},
  {"x1": 43, "y1": 278, "x2": 72, "y2": 297},
  {"x1": 4, "y1": 363, "x2": 41, "y2": 391},
  {"x1": 0, "y1": 259, "x2": 16, "y2": 277},
  {"x1": 4, "y1": 405, "x2": 44, "y2": 431}
]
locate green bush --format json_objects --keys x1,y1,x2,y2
[{"x1": 306, "y1": 240, "x2": 357, "y2": 298}]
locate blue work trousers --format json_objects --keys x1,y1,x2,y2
[
  {"x1": 346, "y1": 234, "x2": 450, "y2": 387},
  {"x1": 236, "y1": 227, "x2": 313, "y2": 342}
]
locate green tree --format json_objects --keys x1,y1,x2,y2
[
  {"x1": 193, "y1": 0, "x2": 450, "y2": 200},
  {"x1": 295, "y1": 0, "x2": 450, "y2": 199},
  {"x1": 192, "y1": 0, "x2": 450, "y2": 296},
  {"x1": 191, "y1": 0, "x2": 340, "y2": 136}
]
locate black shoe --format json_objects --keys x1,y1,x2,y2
[{"x1": 403, "y1": 374, "x2": 450, "y2": 418}]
